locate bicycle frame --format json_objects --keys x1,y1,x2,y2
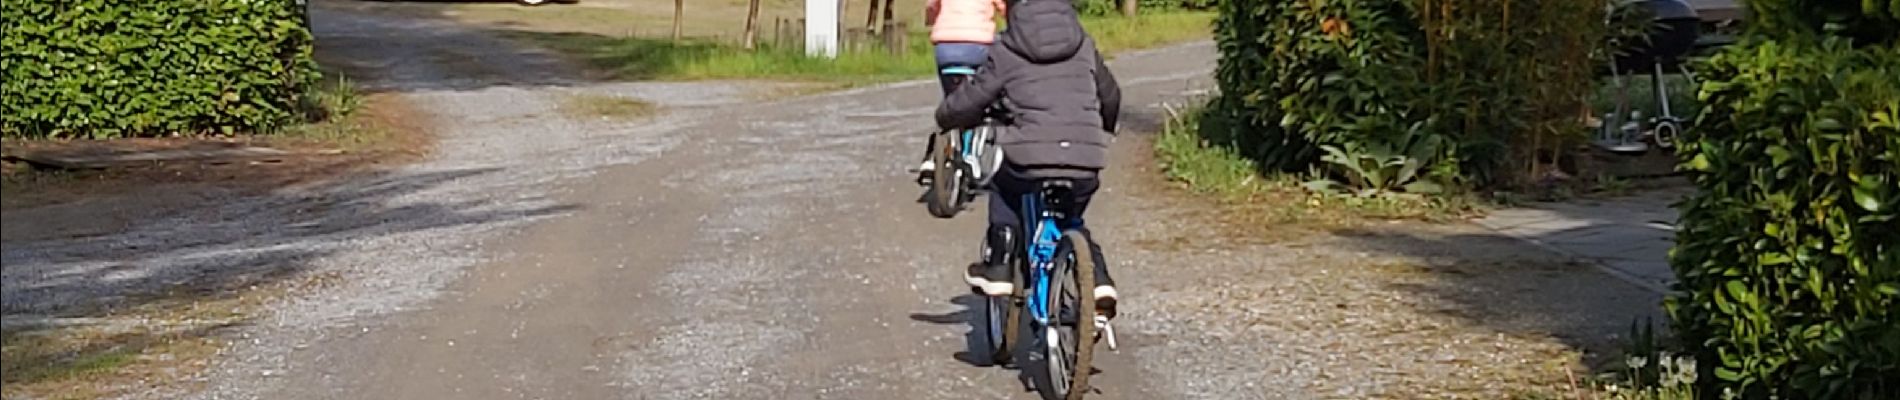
[
  {"x1": 1020, "y1": 192, "x2": 1069, "y2": 326},
  {"x1": 1016, "y1": 186, "x2": 1119, "y2": 354}
]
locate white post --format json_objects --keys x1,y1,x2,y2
[{"x1": 805, "y1": 0, "x2": 839, "y2": 58}]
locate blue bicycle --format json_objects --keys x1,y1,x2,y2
[
  {"x1": 978, "y1": 180, "x2": 1117, "y2": 400},
  {"x1": 923, "y1": 65, "x2": 1005, "y2": 219}
]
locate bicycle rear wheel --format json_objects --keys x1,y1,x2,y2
[
  {"x1": 924, "y1": 130, "x2": 963, "y2": 218},
  {"x1": 1036, "y1": 230, "x2": 1098, "y2": 400},
  {"x1": 973, "y1": 124, "x2": 1004, "y2": 189}
]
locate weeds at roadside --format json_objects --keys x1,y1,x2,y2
[
  {"x1": 1566, "y1": 319, "x2": 1700, "y2": 400},
  {"x1": 280, "y1": 74, "x2": 404, "y2": 153},
  {"x1": 1153, "y1": 100, "x2": 1481, "y2": 233}
]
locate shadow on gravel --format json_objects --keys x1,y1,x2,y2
[
  {"x1": 1329, "y1": 227, "x2": 1667, "y2": 367},
  {"x1": 908, "y1": 293, "x2": 997, "y2": 368},
  {"x1": 310, "y1": 4, "x2": 588, "y2": 93},
  {"x1": 2, "y1": 167, "x2": 581, "y2": 318},
  {"x1": 2, "y1": 165, "x2": 579, "y2": 393},
  {"x1": 309, "y1": 2, "x2": 720, "y2": 94},
  {"x1": 911, "y1": 294, "x2": 1115, "y2": 397}
]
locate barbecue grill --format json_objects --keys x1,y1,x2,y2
[{"x1": 1597, "y1": 0, "x2": 1702, "y2": 154}]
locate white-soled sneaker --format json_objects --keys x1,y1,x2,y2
[
  {"x1": 1094, "y1": 285, "x2": 1119, "y2": 319},
  {"x1": 909, "y1": 160, "x2": 936, "y2": 174},
  {"x1": 965, "y1": 262, "x2": 1013, "y2": 297}
]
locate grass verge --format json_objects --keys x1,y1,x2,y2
[
  {"x1": 559, "y1": 93, "x2": 661, "y2": 121},
  {"x1": 504, "y1": 31, "x2": 935, "y2": 83},
  {"x1": 1152, "y1": 100, "x2": 1479, "y2": 232},
  {"x1": 1083, "y1": 11, "x2": 1216, "y2": 54},
  {"x1": 505, "y1": 12, "x2": 1214, "y2": 84}
]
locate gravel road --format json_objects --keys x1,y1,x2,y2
[{"x1": 1, "y1": 3, "x2": 1664, "y2": 399}]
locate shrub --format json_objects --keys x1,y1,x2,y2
[
  {"x1": 1, "y1": 0, "x2": 320, "y2": 138},
  {"x1": 1209, "y1": 0, "x2": 1609, "y2": 190},
  {"x1": 1668, "y1": 37, "x2": 1899, "y2": 399},
  {"x1": 1743, "y1": 0, "x2": 1898, "y2": 45}
]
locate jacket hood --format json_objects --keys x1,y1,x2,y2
[{"x1": 1001, "y1": 1, "x2": 1086, "y2": 64}]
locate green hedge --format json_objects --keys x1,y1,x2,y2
[
  {"x1": 1667, "y1": 33, "x2": 1900, "y2": 400},
  {"x1": 2, "y1": 0, "x2": 319, "y2": 138},
  {"x1": 1209, "y1": 0, "x2": 1607, "y2": 188},
  {"x1": 1745, "y1": 0, "x2": 1899, "y2": 45}
]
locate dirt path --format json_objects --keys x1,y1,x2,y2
[{"x1": 3, "y1": 3, "x2": 1661, "y2": 399}]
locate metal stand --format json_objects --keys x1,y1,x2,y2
[{"x1": 1594, "y1": 58, "x2": 1694, "y2": 154}]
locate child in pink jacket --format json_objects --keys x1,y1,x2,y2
[
  {"x1": 914, "y1": 0, "x2": 1008, "y2": 175},
  {"x1": 926, "y1": 0, "x2": 1007, "y2": 92}
]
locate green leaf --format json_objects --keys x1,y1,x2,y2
[
  {"x1": 1303, "y1": 179, "x2": 1345, "y2": 195},
  {"x1": 1852, "y1": 182, "x2": 1887, "y2": 212},
  {"x1": 1688, "y1": 153, "x2": 1713, "y2": 171},
  {"x1": 1814, "y1": 118, "x2": 1847, "y2": 131},
  {"x1": 1401, "y1": 180, "x2": 1444, "y2": 194},
  {"x1": 1767, "y1": 145, "x2": 1794, "y2": 166}
]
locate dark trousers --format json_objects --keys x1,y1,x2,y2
[
  {"x1": 987, "y1": 163, "x2": 1115, "y2": 287},
  {"x1": 934, "y1": 42, "x2": 989, "y2": 94}
]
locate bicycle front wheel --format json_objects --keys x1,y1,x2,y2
[{"x1": 1037, "y1": 230, "x2": 1098, "y2": 400}]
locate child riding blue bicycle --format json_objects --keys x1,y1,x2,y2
[{"x1": 933, "y1": 0, "x2": 1122, "y2": 318}]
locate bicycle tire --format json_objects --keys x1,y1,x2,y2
[
  {"x1": 925, "y1": 131, "x2": 962, "y2": 218},
  {"x1": 1038, "y1": 230, "x2": 1098, "y2": 400}
]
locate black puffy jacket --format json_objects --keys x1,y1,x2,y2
[{"x1": 935, "y1": 0, "x2": 1122, "y2": 173}]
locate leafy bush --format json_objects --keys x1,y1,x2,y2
[
  {"x1": 1304, "y1": 123, "x2": 1448, "y2": 198},
  {"x1": 1667, "y1": 37, "x2": 1899, "y2": 399},
  {"x1": 1209, "y1": 0, "x2": 1610, "y2": 191},
  {"x1": 2, "y1": 0, "x2": 320, "y2": 138},
  {"x1": 1744, "y1": 0, "x2": 1899, "y2": 45}
]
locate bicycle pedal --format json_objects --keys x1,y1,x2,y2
[{"x1": 1095, "y1": 315, "x2": 1118, "y2": 352}]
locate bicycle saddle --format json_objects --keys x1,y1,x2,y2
[{"x1": 1039, "y1": 180, "x2": 1078, "y2": 220}]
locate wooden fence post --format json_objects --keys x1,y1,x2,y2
[{"x1": 883, "y1": 21, "x2": 908, "y2": 56}]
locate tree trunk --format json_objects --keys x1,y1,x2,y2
[
  {"x1": 672, "y1": 0, "x2": 684, "y2": 41},
  {"x1": 1121, "y1": 0, "x2": 1138, "y2": 17},
  {"x1": 742, "y1": 0, "x2": 762, "y2": 50}
]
